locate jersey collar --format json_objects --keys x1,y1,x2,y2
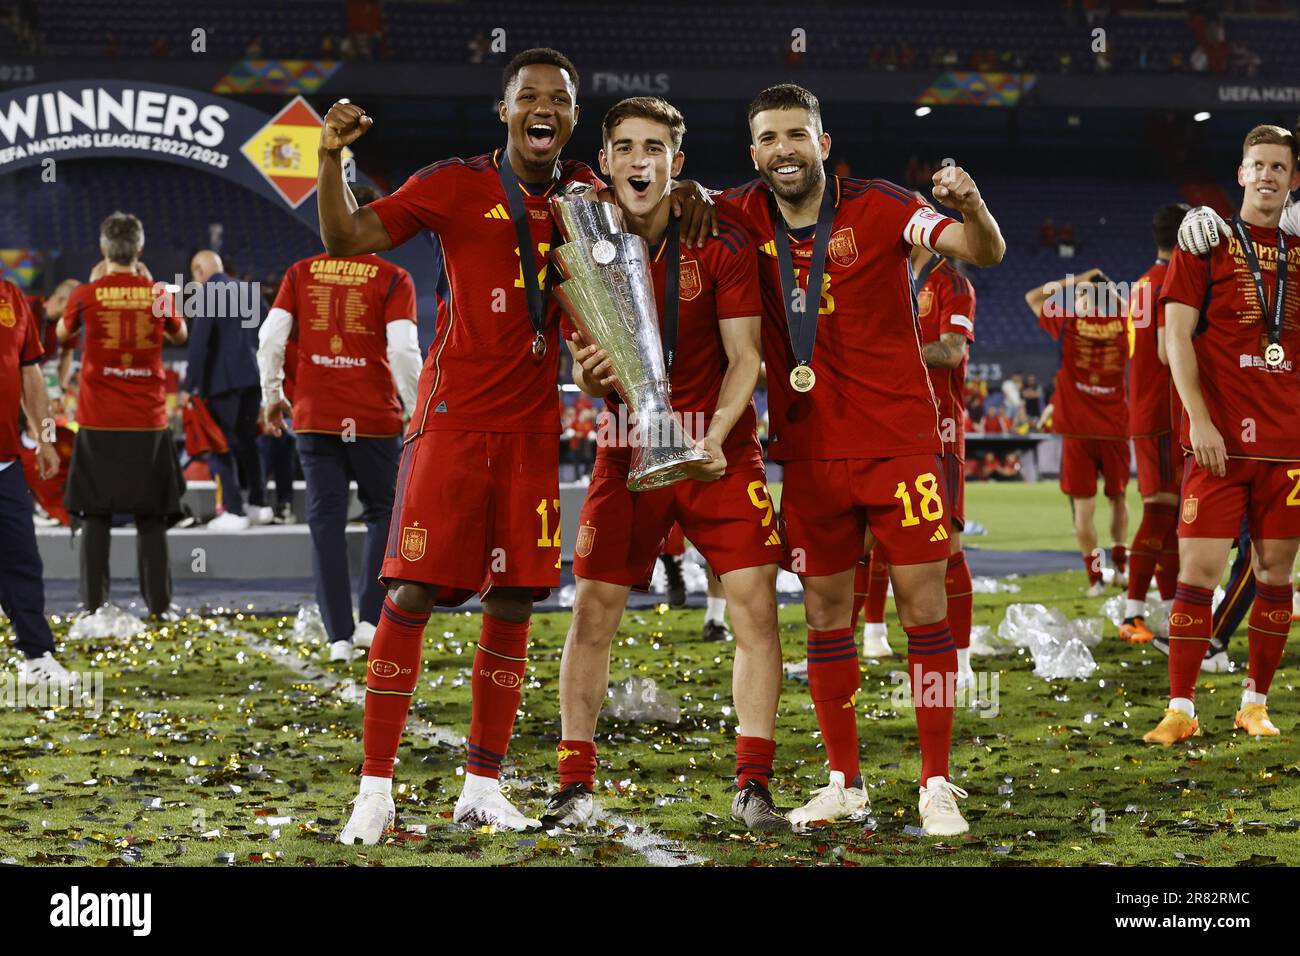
[
  {"x1": 777, "y1": 174, "x2": 840, "y2": 243},
  {"x1": 493, "y1": 147, "x2": 562, "y2": 198}
]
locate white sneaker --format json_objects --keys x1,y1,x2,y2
[
  {"x1": 1293, "y1": 589, "x2": 1300, "y2": 619},
  {"x1": 338, "y1": 790, "x2": 395, "y2": 845},
  {"x1": 955, "y1": 665, "x2": 977, "y2": 694},
  {"x1": 787, "y1": 770, "x2": 870, "y2": 831},
  {"x1": 328, "y1": 640, "x2": 359, "y2": 662},
  {"x1": 352, "y1": 621, "x2": 377, "y2": 650},
  {"x1": 861, "y1": 623, "x2": 892, "y2": 658},
  {"x1": 452, "y1": 775, "x2": 541, "y2": 831},
  {"x1": 248, "y1": 505, "x2": 274, "y2": 525},
  {"x1": 1085, "y1": 582, "x2": 1105, "y2": 598},
  {"x1": 19, "y1": 653, "x2": 78, "y2": 689},
  {"x1": 1202, "y1": 651, "x2": 1233, "y2": 673},
  {"x1": 918, "y1": 776, "x2": 969, "y2": 836},
  {"x1": 1113, "y1": 571, "x2": 1128, "y2": 589},
  {"x1": 207, "y1": 512, "x2": 251, "y2": 532}
]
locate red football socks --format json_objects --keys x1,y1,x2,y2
[
  {"x1": 735, "y1": 735, "x2": 776, "y2": 790},
  {"x1": 905, "y1": 620, "x2": 957, "y2": 782},
  {"x1": 467, "y1": 615, "x2": 530, "y2": 779},
  {"x1": 1168, "y1": 583, "x2": 1213, "y2": 700},
  {"x1": 557, "y1": 739, "x2": 597, "y2": 790},
  {"x1": 866, "y1": 556, "x2": 890, "y2": 624},
  {"x1": 1247, "y1": 582, "x2": 1293, "y2": 697},
  {"x1": 945, "y1": 551, "x2": 973, "y2": 650},
  {"x1": 806, "y1": 627, "x2": 861, "y2": 782},
  {"x1": 1111, "y1": 543, "x2": 1128, "y2": 576},
  {"x1": 850, "y1": 559, "x2": 870, "y2": 631},
  {"x1": 1128, "y1": 503, "x2": 1177, "y2": 602},
  {"x1": 1082, "y1": 551, "x2": 1103, "y2": 587},
  {"x1": 361, "y1": 597, "x2": 430, "y2": 778}
]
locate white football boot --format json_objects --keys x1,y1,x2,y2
[
  {"x1": 861, "y1": 622, "x2": 893, "y2": 658},
  {"x1": 787, "y1": 771, "x2": 870, "y2": 831},
  {"x1": 453, "y1": 774, "x2": 541, "y2": 831},
  {"x1": 338, "y1": 790, "x2": 395, "y2": 845},
  {"x1": 918, "y1": 777, "x2": 969, "y2": 836}
]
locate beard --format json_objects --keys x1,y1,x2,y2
[{"x1": 760, "y1": 160, "x2": 825, "y2": 206}]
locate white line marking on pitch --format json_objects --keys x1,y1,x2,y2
[{"x1": 234, "y1": 629, "x2": 708, "y2": 866}]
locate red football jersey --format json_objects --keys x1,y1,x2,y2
[
  {"x1": 1038, "y1": 297, "x2": 1128, "y2": 439},
  {"x1": 726, "y1": 176, "x2": 956, "y2": 462},
  {"x1": 1, "y1": 282, "x2": 42, "y2": 460},
  {"x1": 62, "y1": 274, "x2": 180, "y2": 430},
  {"x1": 562, "y1": 202, "x2": 762, "y2": 474},
  {"x1": 27, "y1": 294, "x2": 79, "y2": 359},
  {"x1": 271, "y1": 253, "x2": 416, "y2": 436},
  {"x1": 1161, "y1": 222, "x2": 1300, "y2": 461},
  {"x1": 369, "y1": 148, "x2": 603, "y2": 437},
  {"x1": 916, "y1": 256, "x2": 976, "y2": 459},
  {"x1": 1127, "y1": 258, "x2": 1181, "y2": 438}
]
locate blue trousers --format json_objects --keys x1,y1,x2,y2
[
  {"x1": 297, "y1": 433, "x2": 400, "y2": 644},
  {"x1": 0, "y1": 462, "x2": 55, "y2": 658},
  {"x1": 206, "y1": 387, "x2": 266, "y2": 515},
  {"x1": 258, "y1": 425, "x2": 298, "y2": 510}
]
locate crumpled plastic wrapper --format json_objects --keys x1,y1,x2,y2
[
  {"x1": 1100, "y1": 593, "x2": 1170, "y2": 635},
  {"x1": 969, "y1": 623, "x2": 1014, "y2": 657},
  {"x1": 291, "y1": 604, "x2": 327, "y2": 644},
  {"x1": 972, "y1": 576, "x2": 1021, "y2": 594},
  {"x1": 606, "y1": 676, "x2": 680, "y2": 724},
  {"x1": 66, "y1": 604, "x2": 145, "y2": 640},
  {"x1": 997, "y1": 603, "x2": 1101, "y2": 679}
]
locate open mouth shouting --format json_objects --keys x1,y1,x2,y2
[
  {"x1": 525, "y1": 122, "x2": 557, "y2": 154},
  {"x1": 627, "y1": 177, "x2": 653, "y2": 196}
]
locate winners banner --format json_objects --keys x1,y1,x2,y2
[{"x1": 0, "y1": 80, "x2": 349, "y2": 220}]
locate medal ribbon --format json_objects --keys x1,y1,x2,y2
[
  {"x1": 662, "y1": 214, "x2": 680, "y2": 371},
  {"x1": 498, "y1": 149, "x2": 562, "y2": 350},
  {"x1": 769, "y1": 177, "x2": 837, "y2": 372},
  {"x1": 1232, "y1": 215, "x2": 1287, "y2": 356}
]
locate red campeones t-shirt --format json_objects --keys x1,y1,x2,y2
[
  {"x1": 916, "y1": 255, "x2": 976, "y2": 459},
  {"x1": 1039, "y1": 292, "x2": 1129, "y2": 439},
  {"x1": 1127, "y1": 258, "x2": 1181, "y2": 438}
]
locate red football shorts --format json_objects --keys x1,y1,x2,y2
[
  {"x1": 1178, "y1": 455, "x2": 1300, "y2": 540},
  {"x1": 779, "y1": 454, "x2": 951, "y2": 575},
  {"x1": 661, "y1": 521, "x2": 686, "y2": 557},
  {"x1": 1059, "y1": 436, "x2": 1130, "y2": 499},
  {"x1": 1133, "y1": 432, "x2": 1181, "y2": 497},
  {"x1": 381, "y1": 429, "x2": 561, "y2": 606},
  {"x1": 574, "y1": 456, "x2": 781, "y2": 588},
  {"x1": 940, "y1": 451, "x2": 965, "y2": 531}
]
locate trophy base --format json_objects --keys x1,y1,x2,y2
[{"x1": 627, "y1": 448, "x2": 712, "y2": 492}]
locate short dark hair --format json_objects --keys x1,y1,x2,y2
[
  {"x1": 1152, "y1": 202, "x2": 1189, "y2": 251},
  {"x1": 747, "y1": 84, "x2": 821, "y2": 131},
  {"x1": 99, "y1": 211, "x2": 143, "y2": 265},
  {"x1": 350, "y1": 184, "x2": 383, "y2": 206},
  {"x1": 501, "y1": 48, "x2": 579, "y2": 99},
  {"x1": 602, "y1": 97, "x2": 686, "y2": 152}
]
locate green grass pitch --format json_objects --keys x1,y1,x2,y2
[{"x1": 1, "y1": 483, "x2": 1297, "y2": 867}]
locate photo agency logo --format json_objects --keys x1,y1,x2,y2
[
  {"x1": 890, "y1": 667, "x2": 1000, "y2": 717},
  {"x1": 0, "y1": 670, "x2": 103, "y2": 716},
  {"x1": 594, "y1": 404, "x2": 707, "y2": 449},
  {"x1": 49, "y1": 886, "x2": 151, "y2": 937}
]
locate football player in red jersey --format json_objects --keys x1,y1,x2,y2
[
  {"x1": 724, "y1": 85, "x2": 1004, "y2": 835},
  {"x1": 28, "y1": 280, "x2": 79, "y2": 395},
  {"x1": 543, "y1": 97, "x2": 785, "y2": 832},
  {"x1": 321, "y1": 50, "x2": 720, "y2": 843},
  {"x1": 1145, "y1": 125, "x2": 1300, "y2": 744},
  {"x1": 1024, "y1": 269, "x2": 1130, "y2": 597},
  {"x1": 1118, "y1": 204, "x2": 1189, "y2": 644},
  {"x1": 259, "y1": 184, "x2": 420, "y2": 664}
]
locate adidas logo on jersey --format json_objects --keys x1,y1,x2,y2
[
  {"x1": 484, "y1": 203, "x2": 509, "y2": 220},
  {"x1": 929, "y1": 526, "x2": 950, "y2": 543},
  {"x1": 434, "y1": 400, "x2": 448, "y2": 413},
  {"x1": 765, "y1": 529, "x2": 781, "y2": 547}
]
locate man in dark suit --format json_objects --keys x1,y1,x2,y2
[{"x1": 181, "y1": 250, "x2": 269, "y2": 530}]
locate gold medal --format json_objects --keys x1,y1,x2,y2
[
  {"x1": 1265, "y1": 342, "x2": 1285, "y2": 367},
  {"x1": 789, "y1": 364, "x2": 816, "y2": 393},
  {"x1": 532, "y1": 333, "x2": 547, "y2": 358}
]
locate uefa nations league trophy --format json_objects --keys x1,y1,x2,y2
[{"x1": 550, "y1": 182, "x2": 710, "y2": 491}]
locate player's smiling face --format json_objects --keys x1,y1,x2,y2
[
  {"x1": 599, "y1": 117, "x2": 683, "y2": 217},
  {"x1": 499, "y1": 64, "x2": 578, "y2": 173},
  {"x1": 1238, "y1": 143, "x2": 1299, "y2": 216},
  {"x1": 749, "y1": 107, "x2": 831, "y2": 204}
]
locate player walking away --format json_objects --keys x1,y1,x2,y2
[
  {"x1": 547, "y1": 97, "x2": 786, "y2": 833},
  {"x1": 320, "y1": 50, "x2": 718, "y2": 844},
  {"x1": 1145, "y1": 124, "x2": 1300, "y2": 745},
  {"x1": 726, "y1": 85, "x2": 1005, "y2": 835},
  {"x1": 59, "y1": 213, "x2": 187, "y2": 617},
  {"x1": 910, "y1": 233, "x2": 978, "y2": 691},
  {"x1": 258, "y1": 185, "x2": 420, "y2": 663},
  {"x1": 1, "y1": 279, "x2": 75, "y2": 687},
  {"x1": 1023, "y1": 268, "x2": 1130, "y2": 597},
  {"x1": 1119, "y1": 204, "x2": 1188, "y2": 644}
]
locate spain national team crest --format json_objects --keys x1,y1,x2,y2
[
  {"x1": 678, "y1": 259, "x2": 702, "y2": 301},
  {"x1": 828, "y1": 227, "x2": 858, "y2": 267},
  {"x1": 330, "y1": 334, "x2": 343, "y2": 354},
  {"x1": 575, "y1": 524, "x2": 596, "y2": 558},
  {"x1": 916, "y1": 288, "x2": 934, "y2": 317},
  {"x1": 400, "y1": 524, "x2": 427, "y2": 562},
  {"x1": 0, "y1": 300, "x2": 14, "y2": 328},
  {"x1": 1182, "y1": 495, "x2": 1198, "y2": 525}
]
